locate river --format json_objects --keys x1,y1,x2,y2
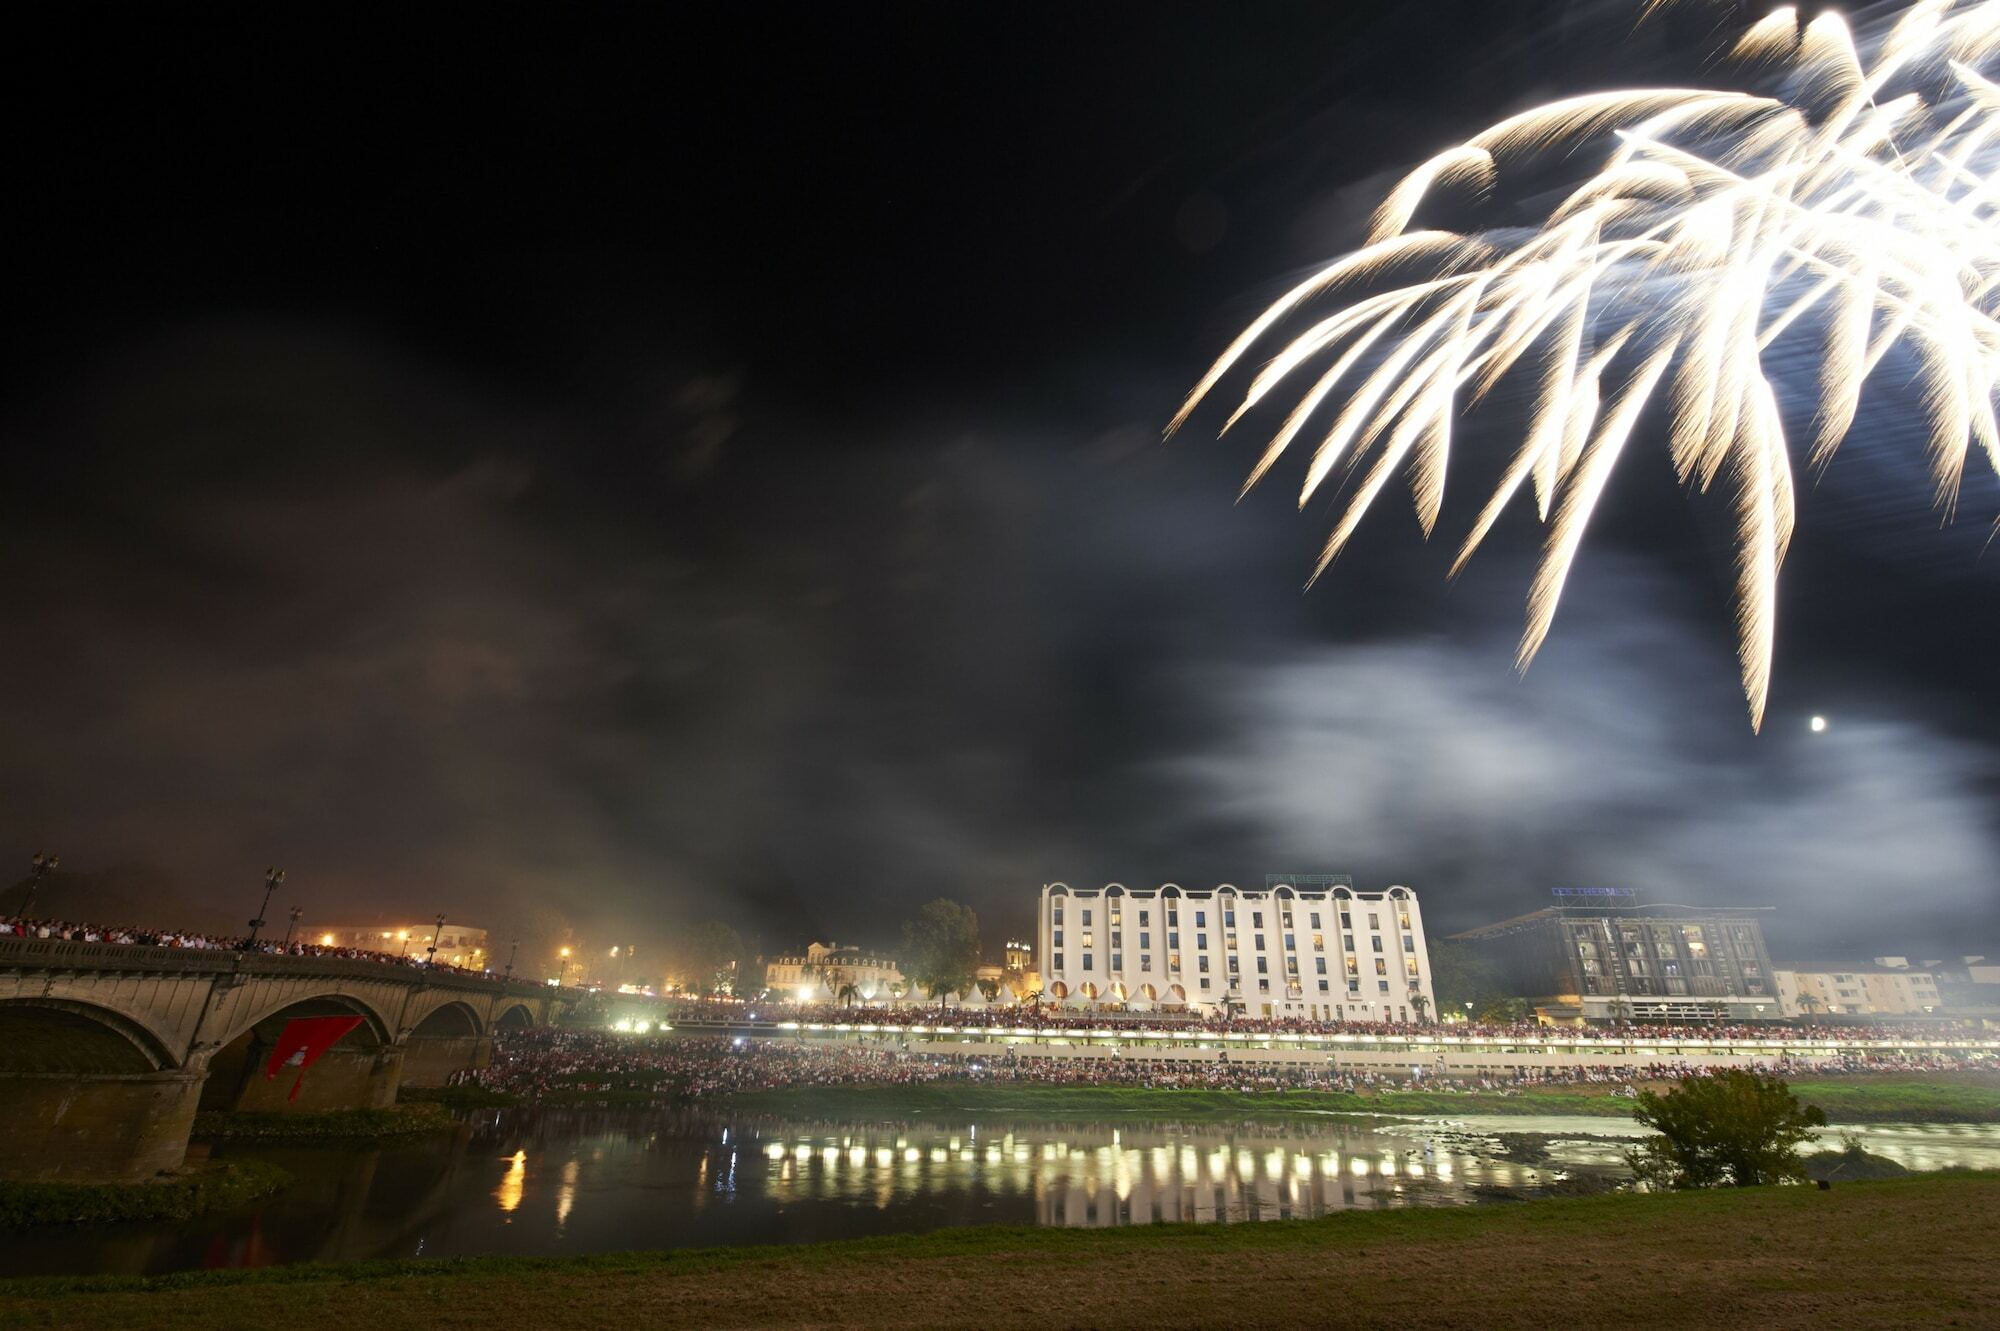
[{"x1": 5, "y1": 1107, "x2": 1996, "y2": 1278}]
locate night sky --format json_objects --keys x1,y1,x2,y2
[{"x1": 4, "y1": 2, "x2": 1996, "y2": 963}]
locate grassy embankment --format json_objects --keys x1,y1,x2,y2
[
  {"x1": 720, "y1": 1073, "x2": 2000, "y2": 1124},
  {"x1": 2, "y1": 1173, "x2": 1993, "y2": 1330}
]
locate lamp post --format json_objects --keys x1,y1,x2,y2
[
  {"x1": 504, "y1": 939, "x2": 520, "y2": 981},
  {"x1": 20, "y1": 852, "x2": 58, "y2": 917},
  {"x1": 425, "y1": 912, "x2": 447, "y2": 966},
  {"x1": 246, "y1": 867, "x2": 284, "y2": 948},
  {"x1": 282, "y1": 905, "x2": 303, "y2": 948},
  {"x1": 398, "y1": 930, "x2": 412, "y2": 957}
]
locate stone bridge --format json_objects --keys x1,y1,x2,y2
[{"x1": 0, "y1": 937, "x2": 564, "y2": 1183}]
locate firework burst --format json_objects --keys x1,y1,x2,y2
[{"x1": 1171, "y1": 0, "x2": 2000, "y2": 729}]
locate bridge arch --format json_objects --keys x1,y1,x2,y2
[
  {"x1": 201, "y1": 992, "x2": 395, "y2": 1111},
  {"x1": 0, "y1": 997, "x2": 180, "y2": 1073},
  {"x1": 407, "y1": 996, "x2": 485, "y2": 1039},
  {"x1": 494, "y1": 1001, "x2": 536, "y2": 1030}
]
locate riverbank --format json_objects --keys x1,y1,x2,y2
[
  {"x1": 718, "y1": 1074, "x2": 2000, "y2": 1124},
  {"x1": 4, "y1": 1172, "x2": 1991, "y2": 1329}
]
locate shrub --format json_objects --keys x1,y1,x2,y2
[
  {"x1": 0, "y1": 1161, "x2": 291, "y2": 1227},
  {"x1": 192, "y1": 1102, "x2": 454, "y2": 1142},
  {"x1": 1627, "y1": 1069, "x2": 1826, "y2": 1188}
]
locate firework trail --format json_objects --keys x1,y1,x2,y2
[{"x1": 1170, "y1": 0, "x2": 2000, "y2": 729}]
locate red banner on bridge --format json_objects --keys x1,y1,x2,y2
[{"x1": 263, "y1": 1015, "x2": 364, "y2": 1101}]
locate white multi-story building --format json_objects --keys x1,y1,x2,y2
[
  {"x1": 1036, "y1": 877, "x2": 1436, "y2": 1022},
  {"x1": 1774, "y1": 964, "x2": 1944, "y2": 1018}
]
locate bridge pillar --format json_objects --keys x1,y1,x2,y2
[
  {"x1": 398, "y1": 1033, "x2": 492, "y2": 1088},
  {"x1": 0, "y1": 1068, "x2": 204, "y2": 1182}
]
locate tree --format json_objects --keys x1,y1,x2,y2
[
  {"x1": 977, "y1": 978, "x2": 1001, "y2": 1002},
  {"x1": 1627, "y1": 1070, "x2": 1827, "y2": 1189},
  {"x1": 1427, "y1": 939, "x2": 1508, "y2": 1015},
  {"x1": 680, "y1": 921, "x2": 747, "y2": 997},
  {"x1": 900, "y1": 898, "x2": 981, "y2": 1001},
  {"x1": 836, "y1": 982, "x2": 859, "y2": 1007},
  {"x1": 1409, "y1": 993, "x2": 1430, "y2": 1023}
]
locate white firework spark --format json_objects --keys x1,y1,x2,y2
[{"x1": 1170, "y1": 0, "x2": 2000, "y2": 730}]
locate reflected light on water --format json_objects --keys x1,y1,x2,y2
[{"x1": 494, "y1": 1150, "x2": 527, "y2": 1213}]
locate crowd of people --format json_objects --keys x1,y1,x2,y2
[
  {"x1": 452, "y1": 1027, "x2": 1991, "y2": 1104},
  {"x1": 658, "y1": 997, "x2": 1988, "y2": 1047},
  {"x1": 0, "y1": 913, "x2": 482, "y2": 972}
]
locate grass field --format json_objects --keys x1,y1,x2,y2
[
  {"x1": 718, "y1": 1074, "x2": 2000, "y2": 1124},
  {"x1": 3, "y1": 1173, "x2": 1992, "y2": 1329}
]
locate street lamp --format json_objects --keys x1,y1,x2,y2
[
  {"x1": 246, "y1": 867, "x2": 285, "y2": 948},
  {"x1": 20, "y1": 852, "x2": 58, "y2": 917},
  {"x1": 504, "y1": 938, "x2": 520, "y2": 981},
  {"x1": 425, "y1": 912, "x2": 447, "y2": 966},
  {"x1": 283, "y1": 905, "x2": 303, "y2": 948},
  {"x1": 398, "y1": 930, "x2": 412, "y2": 957}
]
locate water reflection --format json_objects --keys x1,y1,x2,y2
[{"x1": 0, "y1": 1107, "x2": 1993, "y2": 1279}]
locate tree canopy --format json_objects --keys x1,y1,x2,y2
[
  {"x1": 678, "y1": 920, "x2": 749, "y2": 996},
  {"x1": 1628, "y1": 1069, "x2": 1827, "y2": 1189},
  {"x1": 900, "y1": 898, "x2": 981, "y2": 1000}
]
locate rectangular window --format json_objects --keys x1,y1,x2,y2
[
  {"x1": 1053, "y1": 952, "x2": 1064, "y2": 970},
  {"x1": 1111, "y1": 931, "x2": 1122, "y2": 948},
  {"x1": 1398, "y1": 910, "x2": 1411, "y2": 931},
  {"x1": 1345, "y1": 957, "x2": 1358, "y2": 977},
  {"x1": 1139, "y1": 932, "x2": 1150, "y2": 949},
  {"x1": 1111, "y1": 954, "x2": 1122, "y2": 971},
  {"x1": 1195, "y1": 911, "x2": 1206, "y2": 927},
  {"x1": 1052, "y1": 907, "x2": 1063, "y2": 925},
  {"x1": 1196, "y1": 932, "x2": 1207, "y2": 949},
  {"x1": 1224, "y1": 910, "x2": 1235, "y2": 927},
  {"x1": 1199, "y1": 977, "x2": 1210, "y2": 990},
  {"x1": 1368, "y1": 913, "x2": 1380, "y2": 929},
  {"x1": 1343, "y1": 934, "x2": 1354, "y2": 952},
  {"x1": 1139, "y1": 910, "x2": 1150, "y2": 927},
  {"x1": 1228, "y1": 957, "x2": 1239, "y2": 974},
  {"x1": 1283, "y1": 933, "x2": 1295, "y2": 950},
  {"x1": 1252, "y1": 911, "x2": 1264, "y2": 928},
  {"x1": 1285, "y1": 956, "x2": 1298, "y2": 973},
  {"x1": 1311, "y1": 933, "x2": 1324, "y2": 950},
  {"x1": 1378, "y1": 980, "x2": 1390, "y2": 993},
  {"x1": 1167, "y1": 931, "x2": 1179, "y2": 948},
  {"x1": 1168, "y1": 952, "x2": 1180, "y2": 971},
  {"x1": 1053, "y1": 930, "x2": 1064, "y2": 948},
  {"x1": 1375, "y1": 958, "x2": 1388, "y2": 976},
  {"x1": 1403, "y1": 934, "x2": 1415, "y2": 952},
  {"x1": 1310, "y1": 913, "x2": 1321, "y2": 929},
  {"x1": 1198, "y1": 956, "x2": 1210, "y2": 973},
  {"x1": 1081, "y1": 933, "x2": 1093, "y2": 949},
  {"x1": 1256, "y1": 957, "x2": 1268, "y2": 974},
  {"x1": 1315, "y1": 957, "x2": 1327, "y2": 974},
  {"x1": 1082, "y1": 909, "x2": 1092, "y2": 926},
  {"x1": 1082, "y1": 954, "x2": 1093, "y2": 971},
  {"x1": 1318, "y1": 979, "x2": 1330, "y2": 992},
  {"x1": 1340, "y1": 911, "x2": 1352, "y2": 929},
  {"x1": 1373, "y1": 936, "x2": 1384, "y2": 953},
  {"x1": 1138, "y1": 955, "x2": 1150, "y2": 970},
  {"x1": 1254, "y1": 935, "x2": 1265, "y2": 950}
]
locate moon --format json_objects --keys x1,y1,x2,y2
[{"x1": 1809, "y1": 715, "x2": 1828, "y2": 733}]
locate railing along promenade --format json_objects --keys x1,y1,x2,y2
[{"x1": 651, "y1": 1014, "x2": 2000, "y2": 1068}]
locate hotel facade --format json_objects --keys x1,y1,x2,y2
[{"x1": 1036, "y1": 877, "x2": 1436, "y2": 1021}]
